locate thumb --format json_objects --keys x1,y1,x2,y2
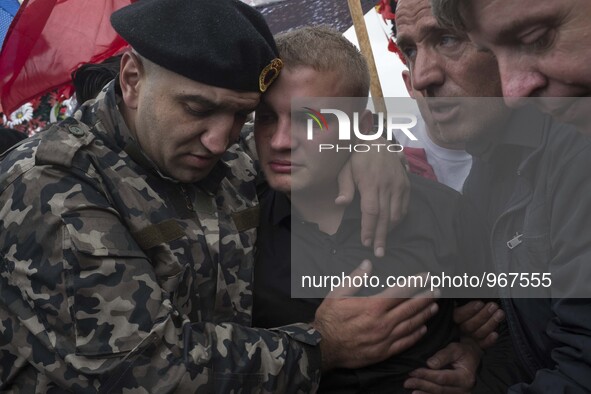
[{"x1": 327, "y1": 259, "x2": 372, "y2": 298}]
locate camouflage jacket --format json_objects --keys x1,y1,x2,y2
[{"x1": 0, "y1": 82, "x2": 321, "y2": 393}]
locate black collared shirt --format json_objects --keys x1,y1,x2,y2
[{"x1": 253, "y1": 174, "x2": 490, "y2": 393}]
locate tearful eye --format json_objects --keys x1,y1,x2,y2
[
  {"x1": 530, "y1": 32, "x2": 552, "y2": 51},
  {"x1": 519, "y1": 27, "x2": 555, "y2": 52},
  {"x1": 400, "y1": 46, "x2": 417, "y2": 62},
  {"x1": 440, "y1": 35, "x2": 459, "y2": 47}
]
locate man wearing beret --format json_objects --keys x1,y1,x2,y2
[{"x1": 0, "y1": 0, "x2": 430, "y2": 392}]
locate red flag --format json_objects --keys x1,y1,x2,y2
[{"x1": 0, "y1": 0, "x2": 132, "y2": 114}]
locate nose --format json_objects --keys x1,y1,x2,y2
[
  {"x1": 410, "y1": 49, "x2": 445, "y2": 93},
  {"x1": 270, "y1": 116, "x2": 293, "y2": 151},
  {"x1": 200, "y1": 113, "x2": 241, "y2": 155},
  {"x1": 497, "y1": 54, "x2": 547, "y2": 107}
]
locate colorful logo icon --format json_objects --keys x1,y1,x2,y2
[{"x1": 303, "y1": 107, "x2": 329, "y2": 131}]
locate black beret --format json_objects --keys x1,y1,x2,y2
[{"x1": 111, "y1": 0, "x2": 282, "y2": 93}]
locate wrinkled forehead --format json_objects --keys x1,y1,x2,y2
[
  {"x1": 395, "y1": 0, "x2": 435, "y2": 31},
  {"x1": 466, "y1": 0, "x2": 557, "y2": 40}
]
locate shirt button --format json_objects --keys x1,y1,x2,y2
[{"x1": 68, "y1": 125, "x2": 85, "y2": 137}]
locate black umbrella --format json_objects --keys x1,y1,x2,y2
[{"x1": 254, "y1": 0, "x2": 377, "y2": 34}]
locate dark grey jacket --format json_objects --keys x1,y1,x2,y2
[{"x1": 464, "y1": 107, "x2": 591, "y2": 393}]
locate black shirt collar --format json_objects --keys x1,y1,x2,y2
[{"x1": 271, "y1": 190, "x2": 362, "y2": 226}]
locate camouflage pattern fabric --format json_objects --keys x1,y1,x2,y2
[{"x1": 0, "y1": 81, "x2": 321, "y2": 393}]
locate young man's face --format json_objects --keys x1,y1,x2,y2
[
  {"x1": 254, "y1": 66, "x2": 363, "y2": 195},
  {"x1": 464, "y1": 0, "x2": 591, "y2": 131},
  {"x1": 396, "y1": 0, "x2": 507, "y2": 146},
  {"x1": 120, "y1": 52, "x2": 260, "y2": 183}
]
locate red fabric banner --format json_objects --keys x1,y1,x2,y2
[{"x1": 0, "y1": 0, "x2": 132, "y2": 114}]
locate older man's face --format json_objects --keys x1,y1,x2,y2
[
  {"x1": 395, "y1": 0, "x2": 506, "y2": 146},
  {"x1": 464, "y1": 0, "x2": 591, "y2": 131}
]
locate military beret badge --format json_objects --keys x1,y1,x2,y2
[{"x1": 259, "y1": 58, "x2": 283, "y2": 92}]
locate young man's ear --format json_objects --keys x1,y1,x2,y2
[
  {"x1": 360, "y1": 108, "x2": 375, "y2": 134},
  {"x1": 402, "y1": 70, "x2": 416, "y2": 99},
  {"x1": 119, "y1": 51, "x2": 143, "y2": 110}
]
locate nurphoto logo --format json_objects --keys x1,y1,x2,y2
[{"x1": 303, "y1": 107, "x2": 418, "y2": 153}]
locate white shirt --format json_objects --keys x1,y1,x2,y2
[{"x1": 398, "y1": 117, "x2": 472, "y2": 193}]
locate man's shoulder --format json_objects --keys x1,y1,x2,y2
[
  {"x1": 526, "y1": 116, "x2": 591, "y2": 186},
  {"x1": 0, "y1": 117, "x2": 117, "y2": 193},
  {"x1": 37, "y1": 118, "x2": 97, "y2": 165},
  {"x1": 542, "y1": 117, "x2": 591, "y2": 162},
  {"x1": 1, "y1": 119, "x2": 86, "y2": 177}
]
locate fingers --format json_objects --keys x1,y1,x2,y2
[
  {"x1": 454, "y1": 301, "x2": 504, "y2": 346},
  {"x1": 453, "y1": 301, "x2": 484, "y2": 325},
  {"x1": 383, "y1": 291, "x2": 441, "y2": 355},
  {"x1": 370, "y1": 188, "x2": 389, "y2": 258},
  {"x1": 425, "y1": 342, "x2": 463, "y2": 370},
  {"x1": 361, "y1": 154, "x2": 411, "y2": 257},
  {"x1": 405, "y1": 341, "x2": 481, "y2": 392},
  {"x1": 388, "y1": 305, "x2": 439, "y2": 355},
  {"x1": 335, "y1": 160, "x2": 354, "y2": 205},
  {"x1": 371, "y1": 273, "x2": 434, "y2": 300},
  {"x1": 470, "y1": 304, "x2": 505, "y2": 339},
  {"x1": 326, "y1": 259, "x2": 372, "y2": 298},
  {"x1": 388, "y1": 324, "x2": 428, "y2": 356},
  {"x1": 405, "y1": 370, "x2": 470, "y2": 393},
  {"x1": 388, "y1": 288, "x2": 439, "y2": 319},
  {"x1": 397, "y1": 151, "x2": 411, "y2": 172},
  {"x1": 359, "y1": 187, "x2": 381, "y2": 254},
  {"x1": 478, "y1": 331, "x2": 499, "y2": 349},
  {"x1": 390, "y1": 162, "x2": 410, "y2": 226}
]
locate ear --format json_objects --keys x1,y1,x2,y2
[
  {"x1": 359, "y1": 109, "x2": 375, "y2": 134},
  {"x1": 119, "y1": 52, "x2": 143, "y2": 110},
  {"x1": 402, "y1": 70, "x2": 416, "y2": 99}
]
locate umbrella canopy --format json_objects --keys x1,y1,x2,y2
[{"x1": 255, "y1": 0, "x2": 376, "y2": 34}]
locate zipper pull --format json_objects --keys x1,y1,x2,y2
[{"x1": 507, "y1": 232, "x2": 523, "y2": 249}]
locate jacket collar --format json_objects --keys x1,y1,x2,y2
[{"x1": 466, "y1": 105, "x2": 545, "y2": 163}]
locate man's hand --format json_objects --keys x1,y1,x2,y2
[
  {"x1": 313, "y1": 260, "x2": 439, "y2": 371},
  {"x1": 336, "y1": 148, "x2": 410, "y2": 257},
  {"x1": 404, "y1": 340, "x2": 482, "y2": 394},
  {"x1": 454, "y1": 301, "x2": 505, "y2": 349}
]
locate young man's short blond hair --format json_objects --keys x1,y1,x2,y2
[{"x1": 274, "y1": 25, "x2": 370, "y2": 98}]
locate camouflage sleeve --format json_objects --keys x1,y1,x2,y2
[
  {"x1": 240, "y1": 123, "x2": 259, "y2": 163},
  {"x1": 238, "y1": 123, "x2": 270, "y2": 188},
  {"x1": 0, "y1": 161, "x2": 321, "y2": 392}
]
